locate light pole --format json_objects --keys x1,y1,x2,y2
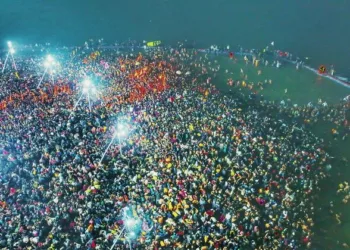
[
  {"x1": 71, "y1": 79, "x2": 98, "y2": 113},
  {"x1": 2, "y1": 41, "x2": 17, "y2": 73},
  {"x1": 99, "y1": 122, "x2": 129, "y2": 164},
  {"x1": 109, "y1": 207, "x2": 141, "y2": 250},
  {"x1": 37, "y1": 55, "x2": 57, "y2": 88}
]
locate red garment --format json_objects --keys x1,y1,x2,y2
[
  {"x1": 214, "y1": 241, "x2": 220, "y2": 248},
  {"x1": 10, "y1": 188, "x2": 16, "y2": 195},
  {"x1": 206, "y1": 210, "x2": 214, "y2": 217},
  {"x1": 91, "y1": 240, "x2": 96, "y2": 249}
]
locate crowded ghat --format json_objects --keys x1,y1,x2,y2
[{"x1": 0, "y1": 41, "x2": 349, "y2": 250}]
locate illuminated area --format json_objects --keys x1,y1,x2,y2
[
  {"x1": 37, "y1": 54, "x2": 59, "y2": 87},
  {"x1": 0, "y1": 39, "x2": 349, "y2": 250},
  {"x1": 2, "y1": 41, "x2": 17, "y2": 73}
]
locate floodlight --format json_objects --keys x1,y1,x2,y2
[
  {"x1": 83, "y1": 79, "x2": 91, "y2": 88},
  {"x1": 117, "y1": 123, "x2": 124, "y2": 130},
  {"x1": 47, "y1": 55, "x2": 54, "y2": 62},
  {"x1": 38, "y1": 55, "x2": 58, "y2": 87},
  {"x1": 125, "y1": 218, "x2": 137, "y2": 229},
  {"x1": 83, "y1": 87, "x2": 89, "y2": 93},
  {"x1": 2, "y1": 41, "x2": 17, "y2": 73}
]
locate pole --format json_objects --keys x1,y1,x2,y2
[
  {"x1": 109, "y1": 227, "x2": 125, "y2": 250},
  {"x1": 99, "y1": 133, "x2": 117, "y2": 164},
  {"x1": 87, "y1": 92, "x2": 91, "y2": 112},
  {"x1": 118, "y1": 137, "x2": 123, "y2": 157},
  {"x1": 2, "y1": 52, "x2": 9, "y2": 73},
  {"x1": 37, "y1": 68, "x2": 48, "y2": 88},
  {"x1": 72, "y1": 92, "x2": 84, "y2": 111},
  {"x1": 10, "y1": 53, "x2": 17, "y2": 71}
]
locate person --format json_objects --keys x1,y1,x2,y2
[{"x1": 0, "y1": 42, "x2": 340, "y2": 249}]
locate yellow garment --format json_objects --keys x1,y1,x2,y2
[
  {"x1": 176, "y1": 203, "x2": 182, "y2": 210},
  {"x1": 182, "y1": 200, "x2": 189, "y2": 209},
  {"x1": 189, "y1": 124, "x2": 194, "y2": 131},
  {"x1": 185, "y1": 219, "x2": 193, "y2": 224},
  {"x1": 147, "y1": 41, "x2": 161, "y2": 47},
  {"x1": 167, "y1": 201, "x2": 173, "y2": 211}
]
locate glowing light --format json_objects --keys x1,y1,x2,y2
[
  {"x1": 117, "y1": 123, "x2": 124, "y2": 130},
  {"x1": 44, "y1": 55, "x2": 56, "y2": 68},
  {"x1": 125, "y1": 218, "x2": 137, "y2": 229},
  {"x1": 7, "y1": 41, "x2": 12, "y2": 48},
  {"x1": 9, "y1": 48, "x2": 15, "y2": 54},
  {"x1": 47, "y1": 54, "x2": 54, "y2": 62},
  {"x1": 83, "y1": 79, "x2": 91, "y2": 88},
  {"x1": 83, "y1": 87, "x2": 89, "y2": 93},
  {"x1": 115, "y1": 122, "x2": 129, "y2": 138}
]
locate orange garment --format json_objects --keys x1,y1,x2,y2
[{"x1": 87, "y1": 224, "x2": 94, "y2": 232}]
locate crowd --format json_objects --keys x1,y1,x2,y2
[{"x1": 0, "y1": 43, "x2": 348, "y2": 250}]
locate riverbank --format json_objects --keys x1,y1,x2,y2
[{"x1": 211, "y1": 53, "x2": 350, "y2": 249}]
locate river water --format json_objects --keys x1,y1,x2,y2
[{"x1": 1, "y1": 0, "x2": 350, "y2": 76}]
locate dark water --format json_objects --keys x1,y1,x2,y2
[{"x1": 1, "y1": 0, "x2": 350, "y2": 76}]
